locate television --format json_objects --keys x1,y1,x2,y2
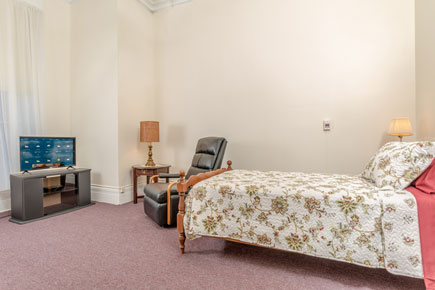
[{"x1": 20, "y1": 137, "x2": 76, "y2": 171}]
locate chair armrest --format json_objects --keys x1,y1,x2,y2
[
  {"x1": 150, "y1": 173, "x2": 181, "y2": 184},
  {"x1": 150, "y1": 175, "x2": 159, "y2": 183},
  {"x1": 159, "y1": 173, "x2": 180, "y2": 179}
]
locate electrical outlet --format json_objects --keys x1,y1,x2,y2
[{"x1": 323, "y1": 120, "x2": 331, "y2": 131}]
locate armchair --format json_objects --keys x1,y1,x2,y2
[{"x1": 143, "y1": 137, "x2": 228, "y2": 226}]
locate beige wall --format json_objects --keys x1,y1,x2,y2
[
  {"x1": 70, "y1": 0, "x2": 156, "y2": 199},
  {"x1": 416, "y1": 0, "x2": 435, "y2": 141},
  {"x1": 2, "y1": 0, "x2": 426, "y2": 211},
  {"x1": 42, "y1": 0, "x2": 71, "y2": 136},
  {"x1": 153, "y1": 0, "x2": 416, "y2": 175},
  {"x1": 117, "y1": 0, "x2": 156, "y2": 190},
  {"x1": 71, "y1": 0, "x2": 120, "y2": 187}
]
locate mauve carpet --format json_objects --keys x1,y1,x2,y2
[{"x1": 0, "y1": 202, "x2": 425, "y2": 290}]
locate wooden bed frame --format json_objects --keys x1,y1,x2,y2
[{"x1": 176, "y1": 160, "x2": 232, "y2": 254}]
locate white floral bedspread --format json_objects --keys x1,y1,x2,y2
[{"x1": 184, "y1": 170, "x2": 423, "y2": 278}]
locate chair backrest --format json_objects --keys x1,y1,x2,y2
[{"x1": 186, "y1": 137, "x2": 228, "y2": 179}]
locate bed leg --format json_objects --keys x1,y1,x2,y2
[
  {"x1": 178, "y1": 233, "x2": 186, "y2": 254},
  {"x1": 177, "y1": 170, "x2": 187, "y2": 254}
]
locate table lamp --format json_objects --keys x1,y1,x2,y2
[
  {"x1": 388, "y1": 118, "x2": 413, "y2": 142},
  {"x1": 140, "y1": 121, "x2": 160, "y2": 167}
]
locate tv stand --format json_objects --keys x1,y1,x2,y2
[{"x1": 9, "y1": 168, "x2": 93, "y2": 224}]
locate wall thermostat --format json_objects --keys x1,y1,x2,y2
[{"x1": 323, "y1": 120, "x2": 331, "y2": 131}]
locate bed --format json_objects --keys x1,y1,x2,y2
[{"x1": 175, "y1": 142, "x2": 435, "y2": 290}]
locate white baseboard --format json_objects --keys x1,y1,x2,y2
[
  {"x1": 91, "y1": 182, "x2": 147, "y2": 205},
  {"x1": 0, "y1": 190, "x2": 11, "y2": 213},
  {"x1": 91, "y1": 186, "x2": 122, "y2": 205},
  {"x1": 119, "y1": 185, "x2": 134, "y2": 205}
]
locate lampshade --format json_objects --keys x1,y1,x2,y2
[
  {"x1": 140, "y1": 121, "x2": 160, "y2": 143},
  {"x1": 388, "y1": 118, "x2": 413, "y2": 136}
]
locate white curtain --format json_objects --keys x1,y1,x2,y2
[{"x1": 0, "y1": 0, "x2": 43, "y2": 190}]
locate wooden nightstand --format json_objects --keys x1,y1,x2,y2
[{"x1": 132, "y1": 164, "x2": 171, "y2": 204}]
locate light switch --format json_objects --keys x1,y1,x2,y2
[{"x1": 323, "y1": 120, "x2": 331, "y2": 131}]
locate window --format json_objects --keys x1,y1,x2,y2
[
  {"x1": 0, "y1": 0, "x2": 43, "y2": 190},
  {"x1": 0, "y1": 95, "x2": 10, "y2": 190}
]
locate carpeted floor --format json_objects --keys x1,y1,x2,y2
[{"x1": 0, "y1": 202, "x2": 425, "y2": 290}]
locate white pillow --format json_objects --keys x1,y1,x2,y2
[{"x1": 362, "y1": 141, "x2": 435, "y2": 190}]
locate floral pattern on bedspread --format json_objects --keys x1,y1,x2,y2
[
  {"x1": 184, "y1": 170, "x2": 423, "y2": 278},
  {"x1": 381, "y1": 189, "x2": 423, "y2": 278}
]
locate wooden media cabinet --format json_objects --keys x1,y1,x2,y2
[{"x1": 9, "y1": 168, "x2": 93, "y2": 224}]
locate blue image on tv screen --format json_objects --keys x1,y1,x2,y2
[{"x1": 20, "y1": 137, "x2": 75, "y2": 171}]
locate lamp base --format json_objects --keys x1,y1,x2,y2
[
  {"x1": 145, "y1": 160, "x2": 156, "y2": 167},
  {"x1": 145, "y1": 143, "x2": 156, "y2": 167}
]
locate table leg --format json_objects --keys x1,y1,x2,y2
[{"x1": 133, "y1": 169, "x2": 138, "y2": 204}]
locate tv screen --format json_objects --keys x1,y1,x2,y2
[{"x1": 20, "y1": 137, "x2": 76, "y2": 171}]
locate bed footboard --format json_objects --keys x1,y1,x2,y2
[{"x1": 177, "y1": 160, "x2": 232, "y2": 254}]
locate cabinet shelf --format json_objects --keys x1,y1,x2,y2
[{"x1": 43, "y1": 183, "x2": 77, "y2": 195}]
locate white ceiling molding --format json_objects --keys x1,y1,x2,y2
[
  {"x1": 137, "y1": 0, "x2": 192, "y2": 12},
  {"x1": 19, "y1": 0, "x2": 44, "y2": 9},
  {"x1": 63, "y1": 0, "x2": 189, "y2": 11}
]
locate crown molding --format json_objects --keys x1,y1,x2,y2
[
  {"x1": 64, "y1": 0, "x2": 189, "y2": 12},
  {"x1": 137, "y1": 0, "x2": 191, "y2": 12}
]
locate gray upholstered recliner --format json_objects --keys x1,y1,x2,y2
[{"x1": 143, "y1": 137, "x2": 228, "y2": 227}]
